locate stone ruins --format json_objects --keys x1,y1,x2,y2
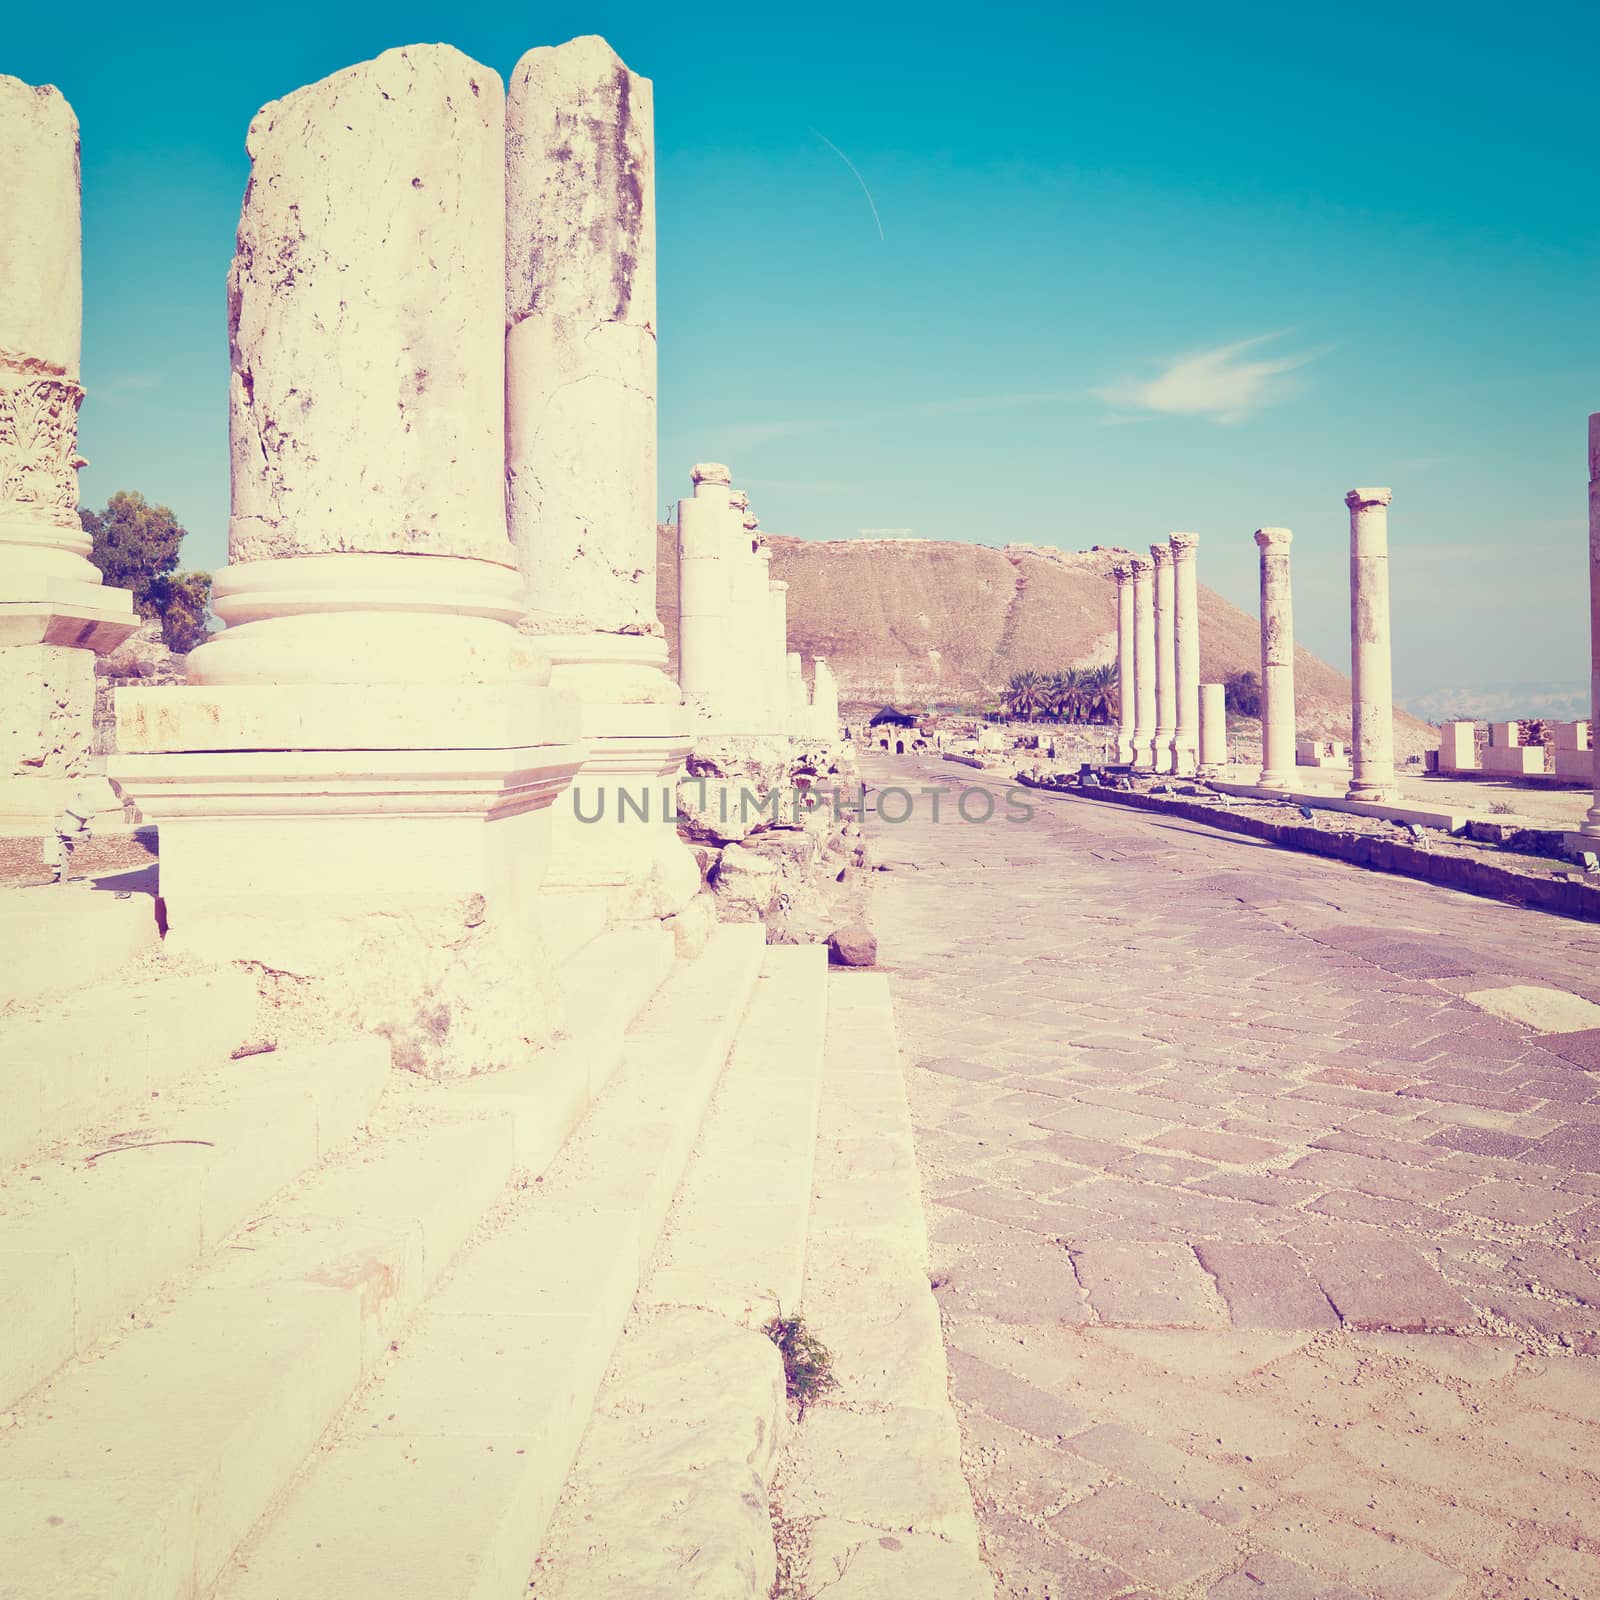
[{"x1": 2, "y1": 30, "x2": 1600, "y2": 1600}]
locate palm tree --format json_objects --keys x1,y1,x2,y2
[
  {"x1": 1085, "y1": 662, "x2": 1119, "y2": 724},
  {"x1": 1002, "y1": 669, "x2": 1045, "y2": 721}
]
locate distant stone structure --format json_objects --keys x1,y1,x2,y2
[{"x1": 0, "y1": 76, "x2": 135, "y2": 833}]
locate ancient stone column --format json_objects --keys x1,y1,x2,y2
[
  {"x1": 1255, "y1": 527, "x2": 1296, "y2": 789},
  {"x1": 1148, "y1": 544, "x2": 1176, "y2": 772},
  {"x1": 1170, "y1": 532, "x2": 1200, "y2": 776},
  {"x1": 768, "y1": 579, "x2": 790, "y2": 734},
  {"x1": 505, "y1": 36, "x2": 698, "y2": 931},
  {"x1": 112, "y1": 46, "x2": 584, "y2": 1076},
  {"x1": 812, "y1": 656, "x2": 840, "y2": 738},
  {"x1": 787, "y1": 651, "x2": 809, "y2": 728},
  {"x1": 1346, "y1": 487, "x2": 1398, "y2": 802},
  {"x1": 677, "y1": 463, "x2": 731, "y2": 715},
  {"x1": 1130, "y1": 556, "x2": 1156, "y2": 769},
  {"x1": 0, "y1": 76, "x2": 136, "y2": 834},
  {"x1": 1582, "y1": 416, "x2": 1600, "y2": 841},
  {"x1": 1112, "y1": 564, "x2": 1135, "y2": 763},
  {"x1": 1198, "y1": 682, "x2": 1226, "y2": 777}
]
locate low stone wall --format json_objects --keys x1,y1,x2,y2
[{"x1": 1018, "y1": 776, "x2": 1600, "y2": 924}]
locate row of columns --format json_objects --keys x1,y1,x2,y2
[
  {"x1": 675, "y1": 463, "x2": 839, "y2": 741},
  {"x1": 1112, "y1": 533, "x2": 1201, "y2": 774},
  {"x1": 1111, "y1": 492, "x2": 1410, "y2": 801}
]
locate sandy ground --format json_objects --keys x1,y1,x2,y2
[{"x1": 864, "y1": 751, "x2": 1600, "y2": 1600}]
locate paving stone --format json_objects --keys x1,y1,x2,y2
[
  {"x1": 1206, "y1": 1550, "x2": 1366, "y2": 1599},
  {"x1": 1192, "y1": 1242, "x2": 1339, "y2": 1330},
  {"x1": 946, "y1": 1346, "x2": 1089, "y2": 1441},
  {"x1": 1290, "y1": 1238, "x2": 1476, "y2": 1333},
  {"x1": 1152, "y1": 1128, "x2": 1287, "y2": 1165},
  {"x1": 1045, "y1": 1483, "x2": 1238, "y2": 1588},
  {"x1": 1062, "y1": 1421, "x2": 1257, "y2": 1525},
  {"x1": 1531, "y1": 1028, "x2": 1600, "y2": 1072},
  {"x1": 1424, "y1": 1125, "x2": 1535, "y2": 1159},
  {"x1": 1525, "y1": 1124, "x2": 1600, "y2": 1174},
  {"x1": 1284, "y1": 1150, "x2": 1471, "y2": 1206},
  {"x1": 1071, "y1": 1242, "x2": 1227, "y2": 1327}
]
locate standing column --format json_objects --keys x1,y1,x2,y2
[
  {"x1": 787, "y1": 651, "x2": 808, "y2": 727},
  {"x1": 1150, "y1": 544, "x2": 1177, "y2": 772},
  {"x1": 1581, "y1": 416, "x2": 1600, "y2": 841},
  {"x1": 505, "y1": 37, "x2": 698, "y2": 929},
  {"x1": 1198, "y1": 682, "x2": 1226, "y2": 778},
  {"x1": 768, "y1": 579, "x2": 789, "y2": 735},
  {"x1": 1112, "y1": 564, "x2": 1135, "y2": 763},
  {"x1": 112, "y1": 46, "x2": 584, "y2": 1077},
  {"x1": 1345, "y1": 487, "x2": 1398, "y2": 802},
  {"x1": 676, "y1": 463, "x2": 730, "y2": 717},
  {"x1": 812, "y1": 657, "x2": 839, "y2": 738},
  {"x1": 0, "y1": 77, "x2": 136, "y2": 834},
  {"x1": 1255, "y1": 527, "x2": 1296, "y2": 789},
  {"x1": 1130, "y1": 556, "x2": 1156, "y2": 769},
  {"x1": 1170, "y1": 532, "x2": 1201, "y2": 775}
]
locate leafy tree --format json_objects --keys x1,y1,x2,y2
[
  {"x1": 1085, "y1": 661, "x2": 1119, "y2": 724},
  {"x1": 82, "y1": 490, "x2": 212, "y2": 652},
  {"x1": 82, "y1": 490, "x2": 185, "y2": 614},
  {"x1": 147, "y1": 571, "x2": 213, "y2": 653},
  {"x1": 1224, "y1": 669, "x2": 1262, "y2": 718},
  {"x1": 1002, "y1": 669, "x2": 1045, "y2": 721}
]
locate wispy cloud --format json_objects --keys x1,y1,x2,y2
[
  {"x1": 714, "y1": 390, "x2": 1076, "y2": 453},
  {"x1": 1095, "y1": 333, "x2": 1325, "y2": 424},
  {"x1": 94, "y1": 371, "x2": 163, "y2": 401}
]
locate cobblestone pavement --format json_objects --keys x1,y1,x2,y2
[{"x1": 862, "y1": 752, "x2": 1600, "y2": 1600}]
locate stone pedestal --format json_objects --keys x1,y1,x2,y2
[
  {"x1": 1170, "y1": 532, "x2": 1200, "y2": 776},
  {"x1": 1346, "y1": 487, "x2": 1398, "y2": 802},
  {"x1": 1197, "y1": 682, "x2": 1226, "y2": 777},
  {"x1": 1439, "y1": 721, "x2": 1479, "y2": 773},
  {"x1": 1112, "y1": 564, "x2": 1135, "y2": 763},
  {"x1": 1582, "y1": 416, "x2": 1600, "y2": 840},
  {"x1": 505, "y1": 37, "x2": 697, "y2": 926},
  {"x1": 1151, "y1": 544, "x2": 1177, "y2": 773},
  {"x1": 111, "y1": 46, "x2": 583, "y2": 1077},
  {"x1": 1255, "y1": 527, "x2": 1296, "y2": 789},
  {"x1": 1130, "y1": 557, "x2": 1156, "y2": 769},
  {"x1": 0, "y1": 76, "x2": 136, "y2": 833}
]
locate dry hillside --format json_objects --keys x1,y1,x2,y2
[{"x1": 656, "y1": 529, "x2": 1434, "y2": 752}]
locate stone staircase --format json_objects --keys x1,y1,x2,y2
[{"x1": 0, "y1": 916, "x2": 768, "y2": 1599}]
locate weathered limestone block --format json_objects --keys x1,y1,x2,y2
[
  {"x1": 1255, "y1": 527, "x2": 1295, "y2": 789},
  {"x1": 506, "y1": 35, "x2": 656, "y2": 639},
  {"x1": 228, "y1": 49, "x2": 506, "y2": 567},
  {"x1": 768, "y1": 580, "x2": 789, "y2": 735},
  {"x1": 710, "y1": 841, "x2": 781, "y2": 922},
  {"x1": 0, "y1": 76, "x2": 136, "y2": 822},
  {"x1": 812, "y1": 657, "x2": 840, "y2": 738}
]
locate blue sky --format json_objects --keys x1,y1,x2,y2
[{"x1": 10, "y1": 0, "x2": 1598, "y2": 705}]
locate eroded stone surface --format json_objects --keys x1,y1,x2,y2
[{"x1": 227, "y1": 46, "x2": 509, "y2": 563}]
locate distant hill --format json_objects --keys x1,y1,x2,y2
[
  {"x1": 1403, "y1": 680, "x2": 1590, "y2": 725},
  {"x1": 656, "y1": 530, "x2": 1437, "y2": 755}
]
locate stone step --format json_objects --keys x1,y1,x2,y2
[
  {"x1": 0, "y1": 1037, "x2": 389, "y2": 1413},
  {"x1": 529, "y1": 944, "x2": 832, "y2": 1600},
  {"x1": 0, "y1": 963, "x2": 260, "y2": 1171},
  {"x1": 554, "y1": 919, "x2": 676, "y2": 1042},
  {"x1": 775, "y1": 973, "x2": 992, "y2": 1599},
  {"x1": 0, "y1": 1095, "x2": 520, "y2": 1600},
  {"x1": 208, "y1": 924, "x2": 768, "y2": 1600},
  {"x1": 0, "y1": 878, "x2": 157, "y2": 1008}
]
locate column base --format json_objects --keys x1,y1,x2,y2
[
  {"x1": 532, "y1": 632, "x2": 700, "y2": 924},
  {"x1": 1258, "y1": 770, "x2": 1292, "y2": 790},
  {"x1": 1345, "y1": 782, "x2": 1400, "y2": 803},
  {"x1": 110, "y1": 677, "x2": 585, "y2": 1079}
]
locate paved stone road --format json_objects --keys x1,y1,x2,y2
[{"x1": 862, "y1": 752, "x2": 1600, "y2": 1600}]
